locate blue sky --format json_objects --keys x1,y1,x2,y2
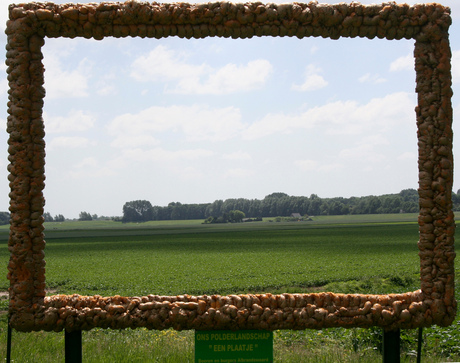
[{"x1": 1, "y1": 0, "x2": 459, "y2": 219}]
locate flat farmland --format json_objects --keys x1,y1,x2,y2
[
  {"x1": 0, "y1": 214, "x2": 421, "y2": 296},
  {"x1": 2, "y1": 214, "x2": 460, "y2": 362}
]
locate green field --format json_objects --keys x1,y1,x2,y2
[
  {"x1": 0, "y1": 213, "x2": 459, "y2": 362},
  {"x1": 0, "y1": 213, "x2": 421, "y2": 295}
]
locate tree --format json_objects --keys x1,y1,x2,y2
[
  {"x1": 399, "y1": 188, "x2": 418, "y2": 201},
  {"x1": 79, "y1": 211, "x2": 93, "y2": 221},
  {"x1": 122, "y1": 200, "x2": 153, "y2": 223},
  {"x1": 228, "y1": 210, "x2": 245, "y2": 223},
  {"x1": 264, "y1": 192, "x2": 289, "y2": 199},
  {"x1": 205, "y1": 200, "x2": 223, "y2": 218},
  {"x1": 169, "y1": 202, "x2": 184, "y2": 220},
  {"x1": 43, "y1": 212, "x2": 54, "y2": 222},
  {"x1": 367, "y1": 196, "x2": 381, "y2": 214},
  {"x1": 247, "y1": 199, "x2": 262, "y2": 218},
  {"x1": 308, "y1": 194, "x2": 322, "y2": 215},
  {"x1": 54, "y1": 214, "x2": 65, "y2": 222},
  {"x1": 0, "y1": 212, "x2": 10, "y2": 225}
]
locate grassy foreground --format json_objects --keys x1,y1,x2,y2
[{"x1": 0, "y1": 214, "x2": 459, "y2": 361}]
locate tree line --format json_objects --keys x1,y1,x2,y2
[
  {"x1": 1, "y1": 188, "x2": 460, "y2": 225},
  {"x1": 43, "y1": 212, "x2": 65, "y2": 222},
  {"x1": 120, "y1": 189, "x2": 429, "y2": 223},
  {"x1": 0, "y1": 212, "x2": 10, "y2": 225}
]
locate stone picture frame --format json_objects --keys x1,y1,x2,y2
[{"x1": 6, "y1": 1, "x2": 456, "y2": 332}]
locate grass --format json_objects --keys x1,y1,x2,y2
[{"x1": 0, "y1": 213, "x2": 459, "y2": 362}]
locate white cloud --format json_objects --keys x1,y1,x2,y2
[
  {"x1": 358, "y1": 73, "x2": 387, "y2": 84},
  {"x1": 43, "y1": 53, "x2": 90, "y2": 99},
  {"x1": 397, "y1": 151, "x2": 416, "y2": 161},
  {"x1": 44, "y1": 110, "x2": 96, "y2": 133},
  {"x1": 0, "y1": 45, "x2": 7, "y2": 100},
  {"x1": 110, "y1": 135, "x2": 160, "y2": 149},
  {"x1": 292, "y1": 64, "x2": 328, "y2": 92},
  {"x1": 103, "y1": 147, "x2": 213, "y2": 180},
  {"x1": 108, "y1": 104, "x2": 244, "y2": 144},
  {"x1": 326, "y1": 92, "x2": 414, "y2": 135},
  {"x1": 47, "y1": 136, "x2": 95, "y2": 150},
  {"x1": 68, "y1": 157, "x2": 116, "y2": 179},
  {"x1": 180, "y1": 166, "x2": 204, "y2": 180},
  {"x1": 0, "y1": 6, "x2": 7, "y2": 35},
  {"x1": 310, "y1": 45, "x2": 319, "y2": 55},
  {"x1": 294, "y1": 159, "x2": 344, "y2": 173},
  {"x1": 0, "y1": 78, "x2": 7, "y2": 100},
  {"x1": 116, "y1": 147, "x2": 214, "y2": 165},
  {"x1": 176, "y1": 60, "x2": 272, "y2": 95},
  {"x1": 362, "y1": 134, "x2": 390, "y2": 146},
  {"x1": 294, "y1": 159, "x2": 318, "y2": 171},
  {"x1": 131, "y1": 45, "x2": 206, "y2": 82},
  {"x1": 95, "y1": 79, "x2": 118, "y2": 96},
  {"x1": 131, "y1": 45, "x2": 272, "y2": 94},
  {"x1": 452, "y1": 49, "x2": 460, "y2": 84},
  {"x1": 105, "y1": 147, "x2": 213, "y2": 175},
  {"x1": 223, "y1": 168, "x2": 255, "y2": 179},
  {"x1": 318, "y1": 163, "x2": 344, "y2": 173},
  {"x1": 75, "y1": 157, "x2": 99, "y2": 169},
  {"x1": 243, "y1": 110, "x2": 318, "y2": 140},
  {"x1": 338, "y1": 135, "x2": 390, "y2": 165},
  {"x1": 389, "y1": 54, "x2": 413, "y2": 72},
  {"x1": 222, "y1": 151, "x2": 252, "y2": 161},
  {"x1": 339, "y1": 144, "x2": 386, "y2": 163},
  {"x1": 243, "y1": 92, "x2": 414, "y2": 140},
  {"x1": 96, "y1": 73, "x2": 117, "y2": 96},
  {"x1": 97, "y1": 86, "x2": 116, "y2": 96}
]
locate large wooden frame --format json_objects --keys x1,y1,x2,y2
[{"x1": 6, "y1": 1, "x2": 456, "y2": 332}]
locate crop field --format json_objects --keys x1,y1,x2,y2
[
  {"x1": 0, "y1": 214, "x2": 459, "y2": 362},
  {"x1": 0, "y1": 214, "x2": 421, "y2": 296}
]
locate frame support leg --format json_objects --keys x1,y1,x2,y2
[
  {"x1": 6, "y1": 316, "x2": 12, "y2": 363},
  {"x1": 383, "y1": 329, "x2": 400, "y2": 363},
  {"x1": 65, "y1": 330, "x2": 82, "y2": 363},
  {"x1": 417, "y1": 327, "x2": 423, "y2": 363}
]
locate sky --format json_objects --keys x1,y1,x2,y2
[{"x1": 0, "y1": 0, "x2": 459, "y2": 219}]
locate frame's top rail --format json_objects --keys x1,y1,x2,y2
[{"x1": 6, "y1": 1, "x2": 451, "y2": 41}]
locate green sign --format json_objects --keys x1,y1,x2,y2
[{"x1": 195, "y1": 330, "x2": 273, "y2": 363}]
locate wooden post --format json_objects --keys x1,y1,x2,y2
[
  {"x1": 6, "y1": 317, "x2": 12, "y2": 363},
  {"x1": 417, "y1": 328, "x2": 423, "y2": 363},
  {"x1": 65, "y1": 330, "x2": 82, "y2": 363},
  {"x1": 383, "y1": 329, "x2": 400, "y2": 363}
]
